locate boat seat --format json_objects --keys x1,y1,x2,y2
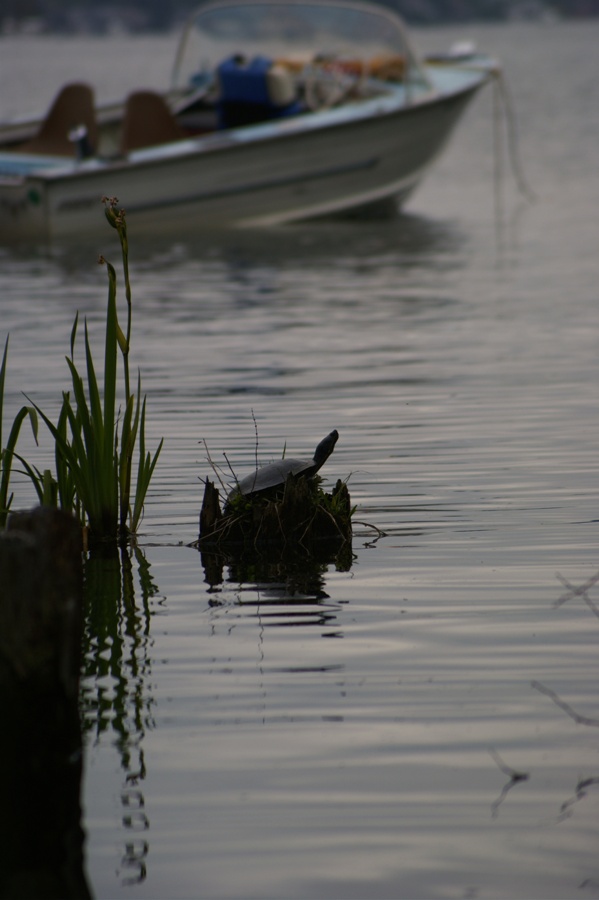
[
  {"x1": 19, "y1": 83, "x2": 98, "y2": 157},
  {"x1": 120, "y1": 91, "x2": 186, "y2": 153}
]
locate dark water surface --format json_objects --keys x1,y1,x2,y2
[{"x1": 1, "y1": 20, "x2": 599, "y2": 899}]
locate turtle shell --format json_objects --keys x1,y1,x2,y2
[{"x1": 230, "y1": 429, "x2": 338, "y2": 499}]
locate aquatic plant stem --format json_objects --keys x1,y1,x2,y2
[
  {"x1": 0, "y1": 336, "x2": 38, "y2": 528},
  {"x1": 20, "y1": 201, "x2": 162, "y2": 543}
]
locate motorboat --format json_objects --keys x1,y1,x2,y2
[{"x1": 0, "y1": 0, "x2": 498, "y2": 243}]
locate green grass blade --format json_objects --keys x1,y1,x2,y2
[
  {"x1": 118, "y1": 392, "x2": 137, "y2": 534},
  {"x1": 70, "y1": 311, "x2": 79, "y2": 359},
  {"x1": 130, "y1": 394, "x2": 163, "y2": 533},
  {"x1": 83, "y1": 320, "x2": 104, "y2": 451},
  {"x1": 13, "y1": 453, "x2": 45, "y2": 504},
  {"x1": 103, "y1": 261, "x2": 118, "y2": 459},
  {"x1": 55, "y1": 399, "x2": 72, "y2": 510},
  {"x1": 0, "y1": 405, "x2": 39, "y2": 526},
  {"x1": 65, "y1": 358, "x2": 97, "y2": 473},
  {"x1": 0, "y1": 335, "x2": 8, "y2": 452},
  {"x1": 26, "y1": 391, "x2": 96, "y2": 531}
]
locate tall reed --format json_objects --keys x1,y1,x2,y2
[{"x1": 27, "y1": 200, "x2": 162, "y2": 543}]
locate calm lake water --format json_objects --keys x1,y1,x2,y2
[{"x1": 2, "y1": 19, "x2": 599, "y2": 900}]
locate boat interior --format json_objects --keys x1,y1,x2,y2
[{"x1": 2, "y1": 52, "x2": 409, "y2": 164}]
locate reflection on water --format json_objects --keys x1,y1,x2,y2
[
  {"x1": 201, "y1": 545, "x2": 351, "y2": 636},
  {"x1": 81, "y1": 546, "x2": 163, "y2": 888},
  {"x1": 200, "y1": 533, "x2": 354, "y2": 647},
  {"x1": 200, "y1": 539, "x2": 354, "y2": 589},
  {"x1": 80, "y1": 542, "x2": 352, "y2": 887}
]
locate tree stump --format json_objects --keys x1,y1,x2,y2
[
  {"x1": 198, "y1": 475, "x2": 353, "y2": 549},
  {"x1": 0, "y1": 507, "x2": 91, "y2": 900}
]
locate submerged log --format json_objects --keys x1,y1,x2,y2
[
  {"x1": 0, "y1": 507, "x2": 91, "y2": 900},
  {"x1": 199, "y1": 474, "x2": 353, "y2": 550}
]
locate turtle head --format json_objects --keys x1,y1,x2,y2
[{"x1": 313, "y1": 429, "x2": 339, "y2": 468}]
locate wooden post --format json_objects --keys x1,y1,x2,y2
[{"x1": 0, "y1": 507, "x2": 91, "y2": 900}]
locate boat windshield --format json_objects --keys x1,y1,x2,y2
[{"x1": 171, "y1": 0, "x2": 430, "y2": 92}]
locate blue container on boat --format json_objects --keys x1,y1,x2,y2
[
  {"x1": 218, "y1": 56, "x2": 274, "y2": 106},
  {"x1": 216, "y1": 55, "x2": 302, "y2": 128}
]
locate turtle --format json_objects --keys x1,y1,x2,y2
[{"x1": 228, "y1": 429, "x2": 339, "y2": 501}]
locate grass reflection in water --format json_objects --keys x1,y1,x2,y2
[{"x1": 81, "y1": 545, "x2": 162, "y2": 887}]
